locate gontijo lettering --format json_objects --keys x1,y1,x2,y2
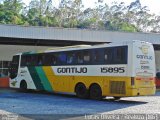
[
  {"x1": 136, "y1": 55, "x2": 152, "y2": 60},
  {"x1": 57, "y1": 67, "x2": 87, "y2": 73}
]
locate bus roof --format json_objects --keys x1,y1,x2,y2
[{"x1": 16, "y1": 40, "x2": 151, "y2": 55}]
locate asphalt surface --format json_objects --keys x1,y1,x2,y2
[{"x1": 0, "y1": 88, "x2": 160, "y2": 120}]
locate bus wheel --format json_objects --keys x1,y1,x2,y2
[
  {"x1": 114, "y1": 97, "x2": 121, "y2": 100},
  {"x1": 89, "y1": 84, "x2": 102, "y2": 100},
  {"x1": 75, "y1": 83, "x2": 89, "y2": 99},
  {"x1": 20, "y1": 80, "x2": 27, "y2": 91}
]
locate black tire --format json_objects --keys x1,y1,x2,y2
[
  {"x1": 20, "y1": 81, "x2": 27, "y2": 91},
  {"x1": 114, "y1": 97, "x2": 121, "y2": 100},
  {"x1": 89, "y1": 84, "x2": 102, "y2": 100},
  {"x1": 75, "y1": 83, "x2": 89, "y2": 99}
]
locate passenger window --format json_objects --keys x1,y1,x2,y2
[
  {"x1": 58, "y1": 53, "x2": 67, "y2": 64},
  {"x1": 45, "y1": 54, "x2": 58, "y2": 66},
  {"x1": 30, "y1": 55, "x2": 36, "y2": 66},
  {"x1": 23, "y1": 55, "x2": 36, "y2": 66},
  {"x1": 114, "y1": 46, "x2": 127, "y2": 64},
  {"x1": 51, "y1": 55, "x2": 57, "y2": 65},
  {"x1": 94, "y1": 49, "x2": 102, "y2": 63},
  {"x1": 26, "y1": 55, "x2": 31, "y2": 66},
  {"x1": 67, "y1": 52, "x2": 75, "y2": 64},
  {"x1": 37, "y1": 55, "x2": 44, "y2": 66},
  {"x1": 104, "y1": 48, "x2": 113, "y2": 64},
  {"x1": 12, "y1": 56, "x2": 19, "y2": 64},
  {"x1": 76, "y1": 51, "x2": 83, "y2": 64},
  {"x1": 83, "y1": 51, "x2": 90, "y2": 63}
]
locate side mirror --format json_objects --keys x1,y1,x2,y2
[{"x1": 156, "y1": 72, "x2": 160, "y2": 79}]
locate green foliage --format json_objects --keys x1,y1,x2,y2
[
  {"x1": 0, "y1": 0, "x2": 159, "y2": 32},
  {"x1": 119, "y1": 22, "x2": 138, "y2": 32},
  {"x1": 0, "y1": 0, "x2": 24, "y2": 24}
]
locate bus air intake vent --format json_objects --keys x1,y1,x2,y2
[{"x1": 110, "y1": 81, "x2": 126, "y2": 94}]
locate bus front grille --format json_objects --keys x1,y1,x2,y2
[{"x1": 110, "y1": 81, "x2": 126, "y2": 94}]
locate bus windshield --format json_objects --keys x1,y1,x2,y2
[{"x1": 9, "y1": 55, "x2": 19, "y2": 79}]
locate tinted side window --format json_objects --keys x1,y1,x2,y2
[
  {"x1": 76, "y1": 51, "x2": 84, "y2": 64},
  {"x1": 51, "y1": 54, "x2": 58, "y2": 65},
  {"x1": 83, "y1": 50, "x2": 91, "y2": 63},
  {"x1": 104, "y1": 48, "x2": 113, "y2": 64},
  {"x1": 26, "y1": 55, "x2": 32, "y2": 66},
  {"x1": 66, "y1": 52, "x2": 75, "y2": 64},
  {"x1": 12, "y1": 56, "x2": 19, "y2": 64},
  {"x1": 114, "y1": 46, "x2": 128, "y2": 64},
  {"x1": 57, "y1": 52, "x2": 67, "y2": 65},
  {"x1": 93, "y1": 49, "x2": 104, "y2": 64},
  {"x1": 36, "y1": 54, "x2": 45, "y2": 66},
  {"x1": 21, "y1": 55, "x2": 36, "y2": 66},
  {"x1": 44, "y1": 53, "x2": 58, "y2": 66},
  {"x1": 30, "y1": 55, "x2": 36, "y2": 66},
  {"x1": 10, "y1": 55, "x2": 19, "y2": 79}
]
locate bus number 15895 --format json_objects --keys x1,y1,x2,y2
[{"x1": 101, "y1": 67, "x2": 125, "y2": 73}]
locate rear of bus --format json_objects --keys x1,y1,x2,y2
[{"x1": 129, "y1": 41, "x2": 156, "y2": 96}]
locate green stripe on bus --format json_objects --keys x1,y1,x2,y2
[
  {"x1": 28, "y1": 66, "x2": 44, "y2": 90},
  {"x1": 35, "y1": 67, "x2": 53, "y2": 92}
]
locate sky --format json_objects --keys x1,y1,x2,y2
[{"x1": 23, "y1": 0, "x2": 160, "y2": 15}]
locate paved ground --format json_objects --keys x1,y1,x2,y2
[{"x1": 0, "y1": 88, "x2": 160, "y2": 120}]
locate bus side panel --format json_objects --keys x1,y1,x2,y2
[
  {"x1": 18, "y1": 67, "x2": 37, "y2": 89},
  {"x1": 27, "y1": 66, "x2": 45, "y2": 90},
  {"x1": 35, "y1": 66, "x2": 53, "y2": 92},
  {"x1": 43, "y1": 66, "x2": 74, "y2": 93},
  {"x1": 41, "y1": 65, "x2": 134, "y2": 96},
  {"x1": 103, "y1": 76, "x2": 131, "y2": 97}
]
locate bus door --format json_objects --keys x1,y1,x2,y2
[{"x1": 9, "y1": 55, "x2": 20, "y2": 79}]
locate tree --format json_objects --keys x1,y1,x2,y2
[
  {"x1": 0, "y1": 0, "x2": 24, "y2": 24},
  {"x1": 26, "y1": 0, "x2": 56, "y2": 26},
  {"x1": 0, "y1": 0, "x2": 160, "y2": 33},
  {"x1": 56, "y1": 0, "x2": 83, "y2": 28}
]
